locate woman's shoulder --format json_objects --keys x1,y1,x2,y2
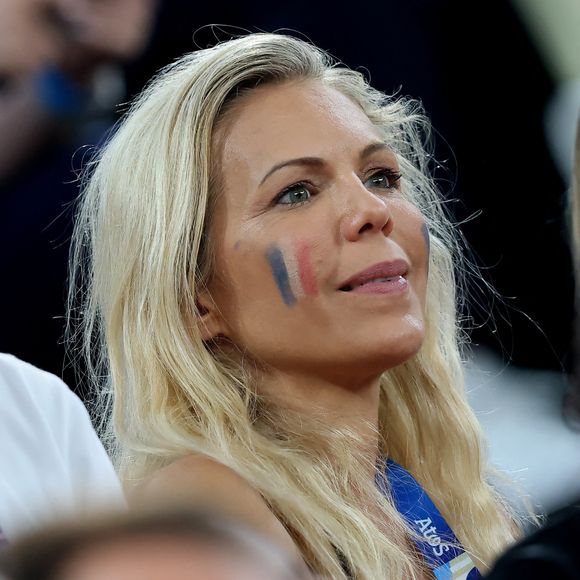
[
  {"x1": 138, "y1": 455, "x2": 267, "y2": 508},
  {"x1": 141, "y1": 454, "x2": 244, "y2": 487},
  {"x1": 135, "y1": 454, "x2": 299, "y2": 556}
]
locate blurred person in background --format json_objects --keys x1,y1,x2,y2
[
  {"x1": 68, "y1": 32, "x2": 524, "y2": 579},
  {"x1": 0, "y1": 0, "x2": 157, "y2": 397},
  {"x1": 0, "y1": 353, "x2": 124, "y2": 547},
  {"x1": 0, "y1": 0, "x2": 157, "y2": 181},
  {"x1": 563, "y1": 122, "x2": 580, "y2": 428},
  {"x1": 485, "y1": 499, "x2": 580, "y2": 579},
  {"x1": 0, "y1": 507, "x2": 311, "y2": 580}
]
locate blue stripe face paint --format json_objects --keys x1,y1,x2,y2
[
  {"x1": 421, "y1": 222, "x2": 430, "y2": 275},
  {"x1": 266, "y1": 245, "x2": 297, "y2": 306}
]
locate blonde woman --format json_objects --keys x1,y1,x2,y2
[{"x1": 69, "y1": 33, "x2": 520, "y2": 579}]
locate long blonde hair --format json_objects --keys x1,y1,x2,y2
[{"x1": 69, "y1": 33, "x2": 518, "y2": 578}]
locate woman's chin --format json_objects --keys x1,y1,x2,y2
[
  {"x1": 329, "y1": 336, "x2": 424, "y2": 387},
  {"x1": 373, "y1": 322, "x2": 426, "y2": 371}
]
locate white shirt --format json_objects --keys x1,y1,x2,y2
[{"x1": 0, "y1": 354, "x2": 125, "y2": 541}]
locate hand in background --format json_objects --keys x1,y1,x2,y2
[
  {"x1": 0, "y1": 0, "x2": 157, "y2": 182},
  {"x1": 0, "y1": 0, "x2": 157, "y2": 81},
  {"x1": 55, "y1": 0, "x2": 157, "y2": 68},
  {"x1": 0, "y1": 0, "x2": 65, "y2": 79}
]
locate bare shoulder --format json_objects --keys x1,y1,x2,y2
[
  {"x1": 138, "y1": 455, "x2": 265, "y2": 509},
  {"x1": 135, "y1": 455, "x2": 298, "y2": 556},
  {"x1": 140, "y1": 455, "x2": 247, "y2": 491}
]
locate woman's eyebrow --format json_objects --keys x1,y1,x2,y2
[
  {"x1": 259, "y1": 141, "x2": 390, "y2": 186},
  {"x1": 259, "y1": 157, "x2": 325, "y2": 186}
]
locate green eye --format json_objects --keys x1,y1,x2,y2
[
  {"x1": 276, "y1": 183, "x2": 312, "y2": 205},
  {"x1": 365, "y1": 169, "x2": 402, "y2": 190}
]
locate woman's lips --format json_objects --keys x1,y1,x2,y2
[
  {"x1": 347, "y1": 275, "x2": 408, "y2": 294},
  {"x1": 338, "y1": 259, "x2": 409, "y2": 292}
]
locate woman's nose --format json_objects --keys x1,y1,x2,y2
[{"x1": 339, "y1": 181, "x2": 394, "y2": 242}]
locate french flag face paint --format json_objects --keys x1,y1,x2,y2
[{"x1": 266, "y1": 241, "x2": 318, "y2": 306}]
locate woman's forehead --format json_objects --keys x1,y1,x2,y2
[{"x1": 217, "y1": 80, "x2": 385, "y2": 183}]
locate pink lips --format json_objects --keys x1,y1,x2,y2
[{"x1": 339, "y1": 259, "x2": 409, "y2": 295}]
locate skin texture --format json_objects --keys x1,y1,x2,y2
[
  {"x1": 200, "y1": 80, "x2": 428, "y2": 427},
  {"x1": 137, "y1": 456, "x2": 301, "y2": 559},
  {"x1": 57, "y1": 536, "x2": 298, "y2": 580}
]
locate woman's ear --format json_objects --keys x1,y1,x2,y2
[{"x1": 195, "y1": 289, "x2": 227, "y2": 341}]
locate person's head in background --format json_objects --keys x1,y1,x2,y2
[
  {"x1": 68, "y1": 32, "x2": 519, "y2": 578},
  {"x1": 0, "y1": 508, "x2": 311, "y2": 580}
]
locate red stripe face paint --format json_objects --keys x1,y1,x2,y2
[{"x1": 296, "y1": 241, "x2": 318, "y2": 297}]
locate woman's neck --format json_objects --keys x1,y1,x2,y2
[{"x1": 258, "y1": 368, "x2": 382, "y2": 461}]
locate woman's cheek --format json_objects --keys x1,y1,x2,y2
[{"x1": 265, "y1": 239, "x2": 319, "y2": 307}]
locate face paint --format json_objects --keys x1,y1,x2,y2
[
  {"x1": 296, "y1": 241, "x2": 318, "y2": 296},
  {"x1": 266, "y1": 245, "x2": 297, "y2": 306},
  {"x1": 421, "y1": 222, "x2": 430, "y2": 275},
  {"x1": 265, "y1": 241, "x2": 319, "y2": 306}
]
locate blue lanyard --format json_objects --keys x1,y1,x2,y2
[{"x1": 379, "y1": 459, "x2": 482, "y2": 579}]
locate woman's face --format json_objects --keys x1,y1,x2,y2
[{"x1": 205, "y1": 80, "x2": 429, "y2": 387}]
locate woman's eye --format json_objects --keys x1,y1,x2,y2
[
  {"x1": 365, "y1": 169, "x2": 401, "y2": 190},
  {"x1": 276, "y1": 183, "x2": 312, "y2": 206}
]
